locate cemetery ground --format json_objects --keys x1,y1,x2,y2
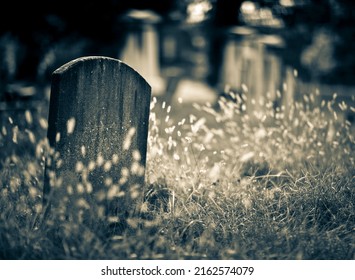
[{"x1": 0, "y1": 86, "x2": 354, "y2": 260}]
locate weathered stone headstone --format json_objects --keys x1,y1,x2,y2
[{"x1": 44, "y1": 56, "x2": 151, "y2": 234}]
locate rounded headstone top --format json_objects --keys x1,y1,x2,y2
[
  {"x1": 53, "y1": 56, "x2": 120, "y2": 74},
  {"x1": 257, "y1": 35, "x2": 285, "y2": 48},
  {"x1": 121, "y1": 9, "x2": 162, "y2": 24},
  {"x1": 52, "y1": 56, "x2": 151, "y2": 88},
  {"x1": 228, "y1": 26, "x2": 257, "y2": 36}
]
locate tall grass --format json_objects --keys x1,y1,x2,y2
[{"x1": 0, "y1": 89, "x2": 354, "y2": 259}]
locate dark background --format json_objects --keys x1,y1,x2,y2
[{"x1": 0, "y1": 0, "x2": 354, "y2": 88}]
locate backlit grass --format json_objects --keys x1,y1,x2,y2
[{"x1": 0, "y1": 89, "x2": 354, "y2": 259}]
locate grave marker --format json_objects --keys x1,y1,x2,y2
[{"x1": 44, "y1": 56, "x2": 151, "y2": 233}]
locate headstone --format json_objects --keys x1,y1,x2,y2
[
  {"x1": 119, "y1": 9, "x2": 166, "y2": 96},
  {"x1": 44, "y1": 56, "x2": 151, "y2": 234}
]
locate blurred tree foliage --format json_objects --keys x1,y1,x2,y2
[
  {"x1": 0, "y1": 0, "x2": 176, "y2": 82},
  {"x1": 280, "y1": 0, "x2": 355, "y2": 84}
]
